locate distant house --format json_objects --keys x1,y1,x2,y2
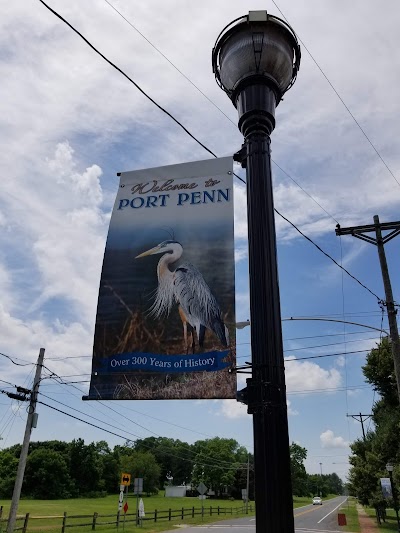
[{"x1": 165, "y1": 485, "x2": 187, "y2": 497}]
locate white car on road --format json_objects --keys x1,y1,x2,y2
[{"x1": 312, "y1": 496, "x2": 322, "y2": 505}]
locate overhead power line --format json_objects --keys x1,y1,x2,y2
[
  {"x1": 104, "y1": 0, "x2": 236, "y2": 128},
  {"x1": 0, "y1": 352, "x2": 34, "y2": 367},
  {"x1": 286, "y1": 348, "x2": 369, "y2": 361},
  {"x1": 39, "y1": 392, "x2": 156, "y2": 440},
  {"x1": 37, "y1": 399, "x2": 248, "y2": 471},
  {"x1": 287, "y1": 384, "x2": 371, "y2": 396},
  {"x1": 236, "y1": 348, "x2": 370, "y2": 362},
  {"x1": 275, "y1": 208, "x2": 383, "y2": 303},
  {"x1": 104, "y1": 0, "x2": 339, "y2": 224},
  {"x1": 41, "y1": 366, "x2": 250, "y2": 446},
  {"x1": 271, "y1": 0, "x2": 400, "y2": 189},
  {"x1": 37, "y1": 0, "x2": 383, "y2": 307},
  {"x1": 37, "y1": 0, "x2": 217, "y2": 159},
  {"x1": 271, "y1": 161, "x2": 339, "y2": 223}
]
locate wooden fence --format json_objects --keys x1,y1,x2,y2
[{"x1": 0, "y1": 504, "x2": 254, "y2": 532}]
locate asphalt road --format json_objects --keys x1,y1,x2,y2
[
  {"x1": 162, "y1": 496, "x2": 350, "y2": 533},
  {"x1": 294, "y1": 495, "x2": 349, "y2": 532}
]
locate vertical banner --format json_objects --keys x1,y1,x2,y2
[
  {"x1": 85, "y1": 157, "x2": 236, "y2": 400},
  {"x1": 380, "y1": 478, "x2": 393, "y2": 499}
]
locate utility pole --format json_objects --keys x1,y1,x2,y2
[
  {"x1": 336, "y1": 217, "x2": 400, "y2": 401},
  {"x1": 346, "y1": 413, "x2": 372, "y2": 441},
  {"x1": 7, "y1": 348, "x2": 45, "y2": 533}
]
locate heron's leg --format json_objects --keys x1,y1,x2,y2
[
  {"x1": 183, "y1": 321, "x2": 188, "y2": 354},
  {"x1": 191, "y1": 327, "x2": 196, "y2": 354},
  {"x1": 179, "y1": 306, "x2": 190, "y2": 354},
  {"x1": 224, "y1": 325, "x2": 230, "y2": 346}
]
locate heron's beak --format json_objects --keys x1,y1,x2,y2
[{"x1": 135, "y1": 246, "x2": 160, "y2": 259}]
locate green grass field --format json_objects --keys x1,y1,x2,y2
[
  {"x1": 336, "y1": 498, "x2": 360, "y2": 533},
  {"x1": 365, "y1": 507, "x2": 400, "y2": 531},
  {"x1": 0, "y1": 493, "x2": 337, "y2": 533},
  {"x1": 1, "y1": 493, "x2": 251, "y2": 533}
]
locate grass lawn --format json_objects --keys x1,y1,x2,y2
[
  {"x1": 293, "y1": 496, "x2": 313, "y2": 508},
  {"x1": 365, "y1": 507, "x2": 400, "y2": 531},
  {"x1": 0, "y1": 493, "x2": 253, "y2": 533},
  {"x1": 0, "y1": 493, "x2": 343, "y2": 532},
  {"x1": 335, "y1": 497, "x2": 360, "y2": 533}
]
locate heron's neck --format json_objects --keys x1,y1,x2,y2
[{"x1": 157, "y1": 251, "x2": 180, "y2": 280}]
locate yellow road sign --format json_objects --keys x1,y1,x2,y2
[{"x1": 121, "y1": 473, "x2": 131, "y2": 486}]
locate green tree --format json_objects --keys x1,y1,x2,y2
[
  {"x1": 69, "y1": 439, "x2": 102, "y2": 496},
  {"x1": 132, "y1": 437, "x2": 193, "y2": 486},
  {"x1": 325, "y1": 472, "x2": 344, "y2": 495},
  {"x1": 119, "y1": 448, "x2": 161, "y2": 495},
  {"x1": 96, "y1": 441, "x2": 120, "y2": 493},
  {"x1": 363, "y1": 337, "x2": 398, "y2": 405},
  {"x1": 191, "y1": 438, "x2": 242, "y2": 496},
  {"x1": 290, "y1": 443, "x2": 309, "y2": 496},
  {"x1": 232, "y1": 453, "x2": 254, "y2": 501},
  {"x1": 348, "y1": 337, "x2": 400, "y2": 505},
  {"x1": 24, "y1": 448, "x2": 72, "y2": 499},
  {"x1": 0, "y1": 451, "x2": 18, "y2": 498}
]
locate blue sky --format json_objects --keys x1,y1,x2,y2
[{"x1": 1, "y1": 0, "x2": 399, "y2": 483}]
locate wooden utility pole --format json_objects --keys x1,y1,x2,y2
[
  {"x1": 336, "y1": 217, "x2": 400, "y2": 401},
  {"x1": 346, "y1": 413, "x2": 372, "y2": 441},
  {"x1": 7, "y1": 348, "x2": 45, "y2": 533}
]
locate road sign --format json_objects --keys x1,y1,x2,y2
[
  {"x1": 242, "y1": 488, "x2": 248, "y2": 501},
  {"x1": 133, "y1": 477, "x2": 143, "y2": 494},
  {"x1": 121, "y1": 473, "x2": 131, "y2": 486},
  {"x1": 197, "y1": 482, "x2": 208, "y2": 495},
  {"x1": 123, "y1": 502, "x2": 128, "y2": 514},
  {"x1": 118, "y1": 486, "x2": 125, "y2": 512},
  {"x1": 139, "y1": 499, "x2": 145, "y2": 518}
]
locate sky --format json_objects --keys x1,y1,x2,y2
[{"x1": 1, "y1": 0, "x2": 399, "y2": 485}]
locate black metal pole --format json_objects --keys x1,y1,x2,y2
[
  {"x1": 389, "y1": 471, "x2": 400, "y2": 532},
  {"x1": 238, "y1": 83, "x2": 294, "y2": 532}
]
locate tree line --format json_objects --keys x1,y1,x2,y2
[
  {"x1": 348, "y1": 337, "x2": 400, "y2": 511},
  {"x1": 0, "y1": 434, "x2": 343, "y2": 500}
]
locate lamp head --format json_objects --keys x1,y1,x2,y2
[
  {"x1": 386, "y1": 462, "x2": 394, "y2": 472},
  {"x1": 212, "y1": 11, "x2": 301, "y2": 107}
]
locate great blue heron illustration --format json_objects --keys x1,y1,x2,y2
[{"x1": 135, "y1": 240, "x2": 229, "y2": 353}]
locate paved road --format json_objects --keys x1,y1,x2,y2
[
  {"x1": 294, "y1": 495, "x2": 349, "y2": 532},
  {"x1": 162, "y1": 496, "x2": 349, "y2": 533}
]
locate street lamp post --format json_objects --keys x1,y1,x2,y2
[
  {"x1": 319, "y1": 462, "x2": 323, "y2": 497},
  {"x1": 386, "y1": 463, "x2": 400, "y2": 532},
  {"x1": 212, "y1": 11, "x2": 301, "y2": 533}
]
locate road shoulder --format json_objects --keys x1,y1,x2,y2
[{"x1": 356, "y1": 504, "x2": 379, "y2": 532}]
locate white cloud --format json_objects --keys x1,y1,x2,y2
[
  {"x1": 234, "y1": 246, "x2": 248, "y2": 263},
  {"x1": 320, "y1": 430, "x2": 349, "y2": 449},
  {"x1": 1, "y1": 0, "x2": 400, "y2": 451},
  {"x1": 0, "y1": 141, "x2": 108, "y2": 384},
  {"x1": 335, "y1": 355, "x2": 346, "y2": 368},
  {"x1": 220, "y1": 399, "x2": 249, "y2": 419},
  {"x1": 287, "y1": 400, "x2": 299, "y2": 416},
  {"x1": 285, "y1": 357, "x2": 342, "y2": 393},
  {"x1": 218, "y1": 397, "x2": 298, "y2": 419}
]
